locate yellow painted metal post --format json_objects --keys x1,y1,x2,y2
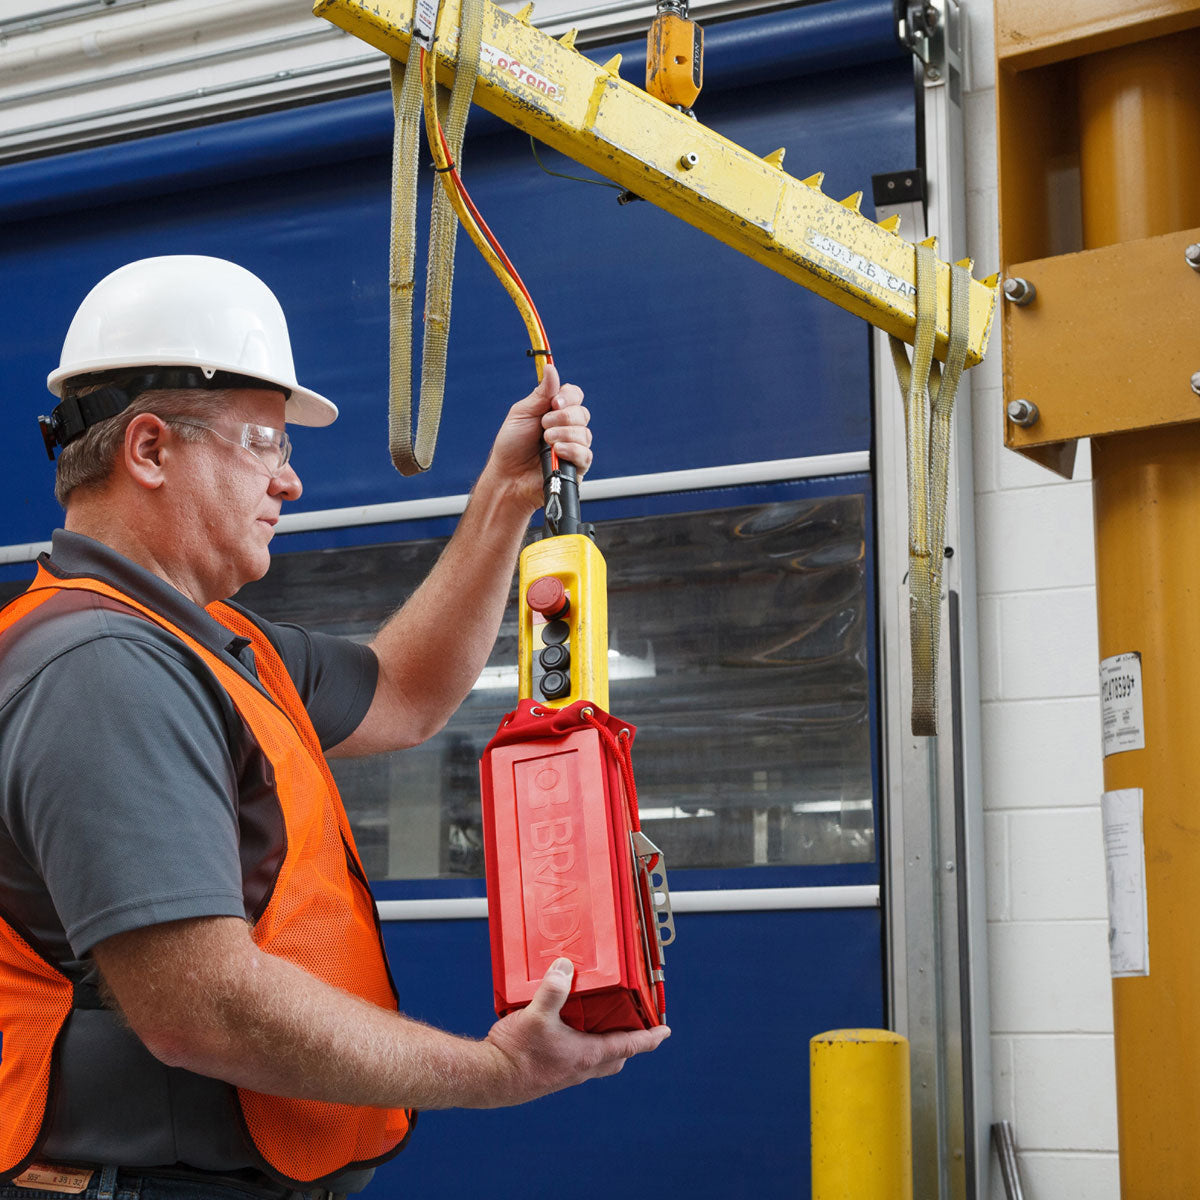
[
  {"x1": 810, "y1": 1029, "x2": 912, "y2": 1200},
  {"x1": 1077, "y1": 30, "x2": 1200, "y2": 1197}
]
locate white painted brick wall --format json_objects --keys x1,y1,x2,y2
[{"x1": 962, "y1": 3, "x2": 1120, "y2": 1196}]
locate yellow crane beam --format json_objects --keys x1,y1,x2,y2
[{"x1": 314, "y1": 0, "x2": 996, "y2": 365}]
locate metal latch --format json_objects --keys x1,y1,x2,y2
[
  {"x1": 632, "y1": 830, "x2": 676, "y2": 956},
  {"x1": 895, "y1": 0, "x2": 961, "y2": 85}
]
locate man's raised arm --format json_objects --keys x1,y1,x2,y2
[{"x1": 330, "y1": 364, "x2": 592, "y2": 757}]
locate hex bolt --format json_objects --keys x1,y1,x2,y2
[
  {"x1": 1186, "y1": 244, "x2": 1200, "y2": 272},
  {"x1": 1007, "y1": 398, "x2": 1040, "y2": 427},
  {"x1": 1191, "y1": 372, "x2": 1200, "y2": 397},
  {"x1": 679, "y1": 152, "x2": 699, "y2": 170},
  {"x1": 1002, "y1": 276, "x2": 1037, "y2": 305}
]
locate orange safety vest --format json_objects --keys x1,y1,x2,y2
[{"x1": 0, "y1": 567, "x2": 415, "y2": 1187}]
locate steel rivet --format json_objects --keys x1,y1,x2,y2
[
  {"x1": 1191, "y1": 372, "x2": 1200, "y2": 397},
  {"x1": 679, "y1": 152, "x2": 699, "y2": 170},
  {"x1": 1185, "y1": 243, "x2": 1200, "y2": 271}
]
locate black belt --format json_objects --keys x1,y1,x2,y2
[{"x1": 114, "y1": 1165, "x2": 344, "y2": 1200}]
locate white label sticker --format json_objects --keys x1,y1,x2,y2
[
  {"x1": 1100, "y1": 651, "x2": 1145, "y2": 757},
  {"x1": 479, "y1": 43, "x2": 566, "y2": 104},
  {"x1": 805, "y1": 230, "x2": 917, "y2": 299},
  {"x1": 412, "y1": 0, "x2": 439, "y2": 48},
  {"x1": 1102, "y1": 788, "x2": 1149, "y2": 977}
]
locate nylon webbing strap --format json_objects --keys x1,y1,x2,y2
[
  {"x1": 387, "y1": 0, "x2": 485, "y2": 475},
  {"x1": 889, "y1": 244, "x2": 971, "y2": 736},
  {"x1": 388, "y1": 54, "x2": 424, "y2": 474}
]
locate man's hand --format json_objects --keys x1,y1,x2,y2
[
  {"x1": 478, "y1": 958, "x2": 671, "y2": 1108},
  {"x1": 482, "y1": 365, "x2": 592, "y2": 513}
]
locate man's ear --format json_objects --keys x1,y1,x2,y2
[{"x1": 123, "y1": 414, "x2": 171, "y2": 491}]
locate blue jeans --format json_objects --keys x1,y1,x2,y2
[{"x1": 0, "y1": 1166, "x2": 335, "y2": 1200}]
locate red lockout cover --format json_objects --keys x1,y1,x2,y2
[{"x1": 479, "y1": 699, "x2": 664, "y2": 1033}]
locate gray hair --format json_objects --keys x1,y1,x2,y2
[{"x1": 54, "y1": 383, "x2": 240, "y2": 508}]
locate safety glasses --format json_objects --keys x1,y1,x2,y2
[{"x1": 170, "y1": 419, "x2": 293, "y2": 479}]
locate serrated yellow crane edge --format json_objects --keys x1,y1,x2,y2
[{"x1": 312, "y1": 0, "x2": 997, "y2": 364}]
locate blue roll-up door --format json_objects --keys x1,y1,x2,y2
[
  {"x1": 0, "y1": 2, "x2": 913, "y2": 1196},
  {"x1": 0, "y1": 0, "x2": 911, "y2": 548}
]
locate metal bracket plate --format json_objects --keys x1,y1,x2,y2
[
  {"x1": 632, "y1": 829, "x2": 675, "y2": 955},
  {"x1": 1004, "y1": 224, "x2": 1200, "y2": 461},
  {"x1": 896, "y1": 0, "x2": 943, "y2": 66}
]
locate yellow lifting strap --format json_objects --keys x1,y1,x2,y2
[
  {"x1": 387, "y1": 0, "x2": 485, "y2": 474},
  {"x1": 888, "y1": 244, "x2": 970, "y2": 737}
]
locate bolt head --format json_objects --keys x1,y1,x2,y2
[
  {"x1": 1187, "y1": 243, "x2": 1200, "y2": 270},
  {"x1": 1191, "y1": 372, "x2": 1200, "y2": 396},
  {"x1": 1003, "y1": 276, "x2": 1036, "y2": 305},
  {"x1": 1007, "y1": 398, "x2": 1040, "y2": 427}
]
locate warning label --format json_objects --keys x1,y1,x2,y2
[
  {"x1": 1102, "y1": 788, "x2": 1149, "y2": 978},
  {"x1": 412, "y1": 0, "x2": 438, "y2": 48},
  {"x1": 1100, "y1": 651, "x2": 1145, "y2": 758}
]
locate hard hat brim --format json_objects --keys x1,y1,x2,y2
[
  {"x1": 283, "y1": 385, "x2": 339, "y2": 427},
  {"x1": 47, "y1": 359, "x2": 338, "y2": 427}
]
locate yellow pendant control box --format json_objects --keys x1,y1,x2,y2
[{"x1": 517, "y1": 533, "x2": 609, "y2": 711}]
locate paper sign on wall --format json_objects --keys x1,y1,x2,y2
[
  {"x1": 1100, "y1": 652, "x2": 1145, "y2": 757},
  {"x1": 1101, "y1": 787, "x2": 1149, "y2": 978}
]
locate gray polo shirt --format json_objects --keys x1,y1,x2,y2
[{"x1": 0, "y1": 530, "x2": 380, "y2": 1186}]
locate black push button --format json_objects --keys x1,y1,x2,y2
[
  {"x1": 539, "y1": 643, "x2": 570, "y2": 671},
  {"x1": 541, "y1": 619, "x2": 570, "y2": 646},
  {"x1": 540, "y1": 670, "x2": 570, "y2": 700}
]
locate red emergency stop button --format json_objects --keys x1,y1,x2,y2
[{"x1": 527, "y1": 576, "x2": 570, "y2": 620}]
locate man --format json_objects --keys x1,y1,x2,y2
[{"x1": 0, "y1": 256, "x2": 668, "y2": 1200}]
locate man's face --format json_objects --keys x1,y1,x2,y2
[{"x1": 169, "y1": 389, "x2": 302, "y2": 602}]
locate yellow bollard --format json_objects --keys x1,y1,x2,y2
[{"x1": 810, "y1": 1029, "x2": 912, "y2": 1200}]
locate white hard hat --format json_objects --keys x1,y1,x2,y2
[{"x1": 47, "y1": 255, "x2": 337, "y2": 426}]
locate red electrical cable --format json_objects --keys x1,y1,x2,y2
[
  {"x1": 434, "y1": 126, "x2": 552, "y2": 356},
  {"x1": 421, "y1": 70, "x2": 561, "y2": 471}
]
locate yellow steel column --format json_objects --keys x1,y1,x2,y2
[
  {"x1": 810, "y1": 1029, "x2": 912, "y2": 1200},
  {"x1": 1078, "y1": 31, "x2": 1200, "y2": 1196}
]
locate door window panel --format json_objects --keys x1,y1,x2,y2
[{"x1": 236, "y1": 493, "x2": 874, "y2": 879}]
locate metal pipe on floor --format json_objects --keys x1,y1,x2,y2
[{"x1": 990, "y1": 1121, "x2": 1024, "y2": 1200}]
